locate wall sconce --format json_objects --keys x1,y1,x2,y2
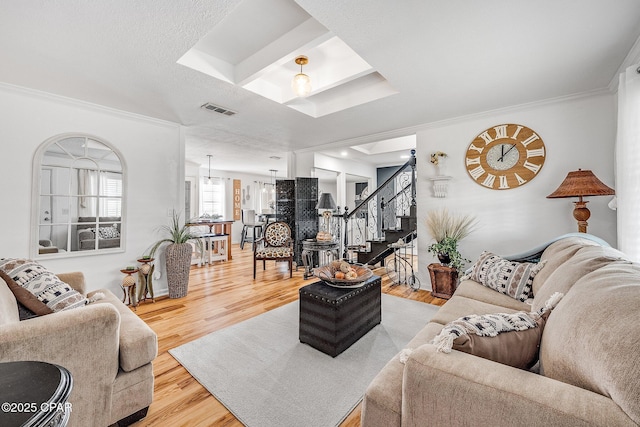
[
  {"x1": 291, "y1": 55, "x2": 311, "y2": 97},
  {"x1": 546, "y1": 169, "x2": 615, "y2": 233}
]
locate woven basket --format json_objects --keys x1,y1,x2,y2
[{"x1": 165, "y1": 243, "x2": 192, "y2": 298}]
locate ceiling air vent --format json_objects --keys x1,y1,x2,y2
[{"x1": 200, "y1": 103, "x2": 237, "y2": 116}]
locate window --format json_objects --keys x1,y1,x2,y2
[{"x1": 201, "y1": 178, "x2": 225, "y2": 217}]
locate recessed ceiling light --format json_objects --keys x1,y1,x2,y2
[
  {"x1": 341, "y1": 151, "x2": 348, "y2": 156},
  {"x1": 400, "y1": 154, "x2": 410, "y2": 159}
]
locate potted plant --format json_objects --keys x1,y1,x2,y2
[
  {"x1": 149, "y1": 211, "x2": 203, "y2": 298},
  {"x1": 426, "y1": 208, "x2": 476, "y2": 271},
  {"x1": 430, "y1": 151, "x2": 448, "y2": 175}
]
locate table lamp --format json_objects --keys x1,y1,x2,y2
[
  {"x1": 546, "y1": 169, "x2": 615, "y2": 233},
  {"x1": 316, "y1": 193, "x2": 337, "y2": 241}
]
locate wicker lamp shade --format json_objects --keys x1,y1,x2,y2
[{"x1": 547, "y1": 169, "x2": 615, "y2": 233}]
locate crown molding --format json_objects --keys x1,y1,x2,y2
[
  {"x1": 0, "y1": 82, "x2": 180, "y2": 129},
  {"x1": 608, "y1": 34, "x2": 640, "y2": 93},
  {"x1": 306, "y1": 88, "x2": 613, "y2": 152}
]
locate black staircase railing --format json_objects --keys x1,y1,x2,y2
[{"x1": 343, "y1": 150, "x2": 417, "y2": 264}]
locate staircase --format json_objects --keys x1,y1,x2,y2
[
  {"x1": 343, "y1": 150, "x2": 417, "y2": 266},
  {"x1": 356, "y1": 207, "x2": 417, "y2": 266}
]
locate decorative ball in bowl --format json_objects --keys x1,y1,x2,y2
[{"x1": 313, "y1": 260, "x2": 373, "y2": 287}]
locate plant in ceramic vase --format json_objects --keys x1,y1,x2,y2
[
  {"x1": 149, "y1": 211, "x2": 203, "y2": 298},
  {"x1": 426, "y1": 208, "x2": 477, "y2": 271},
  {"x1": 430, "y1": 151, "x2": 448, "y2": 175}
]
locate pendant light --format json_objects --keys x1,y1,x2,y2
[
  {"x1": 291, "y1": 56, "x2": 311, "y2": 97},
  {"x1": 268, "y1": 169, "x2": 277, "y2": 210},
  {"x1": 206, "y1": 154, "x2": 213, "y2": 184}
]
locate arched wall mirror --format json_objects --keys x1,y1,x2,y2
[{"x1": 32, "y1": 134, "x2": 126, "y2": 258}]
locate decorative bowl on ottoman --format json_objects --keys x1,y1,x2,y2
[{"x1": 314, "y1": 261, "x2": 373, "y2": 288}]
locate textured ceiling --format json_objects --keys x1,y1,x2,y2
[{"x1": 1, "y1": 0, "x2": 639, "y2": 175}]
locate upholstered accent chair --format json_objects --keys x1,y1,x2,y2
[{"x1": 253, "y1": 221, "x2": 294, "y2": 279}]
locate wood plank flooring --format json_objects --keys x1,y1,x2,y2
[{"x1": 132, "y1": 244, "x2": 446, "y2": 427}]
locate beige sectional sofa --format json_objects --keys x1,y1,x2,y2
[
  {"x1": 0, "y1": 272, "x2": 157, "y2": 427},
  {"x1": 362, "y1": 234, "x2": 640, "y2": 427}
]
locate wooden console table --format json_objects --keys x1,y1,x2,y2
[
  {"x1": 428, "y1": 263, "x2": 458, "y2": 299},
  {"x1": 187, "y1": 220, "x2": 234, "y2": 260}
]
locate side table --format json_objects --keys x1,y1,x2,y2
[
  {"x1": 301, "y1": 240, "x2": 340, "y2": 279},
  {"x1": 428, "y1": 263, "x2": 458, "y2": 299},
  {"x1": 0, "y1": 361, "x2": 73, "y2": 427}
]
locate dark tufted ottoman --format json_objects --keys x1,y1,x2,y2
[{"x1": 299, "y1": 275, "x2": 381, "y2": 357}]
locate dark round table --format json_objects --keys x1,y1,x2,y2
[{"x1": 0, "y1": 361, "x2": 73, "y2": 427}]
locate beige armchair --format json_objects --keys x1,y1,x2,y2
[{"x1": 0, "y1": 272, "x2": 157, "y2": 427}]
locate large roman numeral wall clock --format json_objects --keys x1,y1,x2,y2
[{"x1": 465, "y1": 123, "x2": 546, "y2": 190}]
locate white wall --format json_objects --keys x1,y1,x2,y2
[
  {"x1": 312, "y1": 152, "x2": 377, "y2": 210},
  {"x1": 0, "y1": 84, "x2": 183, "y2": 297},
  {"x1": 416, "y1": 92, "x2": 617, "y2": 289}
]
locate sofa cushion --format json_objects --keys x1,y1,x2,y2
[
  {"x1": 532, "y1": 236, "x2": 602, "y2": 295},
  {"x1": 430, "y1": 295, "x2": 521, "y2": 326},
  {"x1": 540, "y1": 261, "x2": 640, "y2": 424},
  {"x1": 89, "y1": 289, "x2": 158, "y2": 372},
  {"x1": 532, "y1": 245, "x2": 627, "y2": 313},
  {"x1": 0, "y1": 270, "x2": 53, "y2": 319},
  {"x1": 0, "y1": 276, "x2": 20, "y2": 325},
  {"x1": 454, "y1": 279, "x2": 532, "y2": 311},
  {"x1": 0, "y1": 258, "x2": 88, "y2": 312},
  {"x1": 465, "y1": 251, "x2": 545, "y2": 301}
]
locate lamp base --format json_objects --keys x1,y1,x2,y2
[{"x1": 573, "y1": 201, "x2": 590, "y2": 233}]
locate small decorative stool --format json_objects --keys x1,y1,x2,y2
[
  {"x1": 137, "y1": 257, "x2": 155, "y2": 303},
  {"x1": 202, "y1": 233, "x2": 229, "y2": 263},
  {"x1": 120, "y1": 268, "x2": 139, "y2": 309}
]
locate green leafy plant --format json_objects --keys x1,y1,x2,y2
[
  {"x1": 427, "y1": 237, "x2": 470, "y2": 271},
  {"x1": 426, "y1": 208, "x2": 477, "y2": 271},
  {"x1": 149, "y1": 211, "x2": 203, "y2": 257}
]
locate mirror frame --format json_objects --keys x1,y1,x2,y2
[{"x1": 31, "y1": 133, "x2": 127, "y2": 259}]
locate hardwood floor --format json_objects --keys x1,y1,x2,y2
[{"x1": 132, "y1": 244, "x2": 446, "y2": 427}]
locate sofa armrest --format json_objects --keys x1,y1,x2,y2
[
  {"x1": 57, "y1": 271, "x2": 86, "y2": 294},
  {"x1": 402, "y1": 344, "x2": 636, "y2": 427},
  {"x1": 0, "y1": 304, "x2": 121, "y2": 427}
]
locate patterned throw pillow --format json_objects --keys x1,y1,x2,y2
[
  {"x1": 98, "y1": 225, "x2": 120, "y2": 239},
  {"x1": 466, "y1": 251, "x2": 546, "y2": 301},
  {"x1": 0, "y1": 258, "x2": 88, "y2": 312},
  {"x1": 0, "y1": 270, "x2": 53, "y2": 319}
]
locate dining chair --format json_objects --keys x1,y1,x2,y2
[{"x1": 240, "y1": 209, "x2": 264, "y2": 250}]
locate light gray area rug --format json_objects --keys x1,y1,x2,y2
[{"x1": 169, "y1": 294, "x2": 440, "y2": 427}]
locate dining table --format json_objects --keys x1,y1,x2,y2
[{"x1": 186, "y1": 219, "x2": 235, "y2": 260}]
